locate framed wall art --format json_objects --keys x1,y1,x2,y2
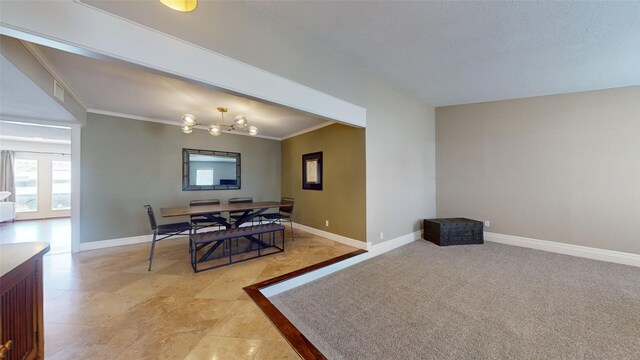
[{"x1": 302, "y1": 151, "x2": 322, "y2": 191}]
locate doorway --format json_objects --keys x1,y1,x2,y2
[
  {"x1": 14, "y1": 152, "x2": 71, "y2": 220},
  {"x1": 0, "y1": 121, "x2": 72, "y2": 253}
]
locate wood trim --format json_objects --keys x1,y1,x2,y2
[
  {"x1": 36, "y1": 255, "x2": 44, "y2": 359},
  {"x1": 244, "y1": 249, "x2": 367, "y2": 360}
]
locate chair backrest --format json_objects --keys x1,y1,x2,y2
[
  {"x1": 144, "y1": 204, "x2": 157, "y2": 230},
  {"x1": 190, "y1": 199, "x2": 220, "y2": 207},
  {"x1": 228, "y1": 197, "x2": 253, "y2": 204},
  {"x1": 189, "y1": 199, "x2": 221, "y2": 218},
  {"x1": 280, "y1": 197, "x2": 295, "y2": 215},
  {"x1": 228, "y1": 197, "x2": 253, "y2": 216}
]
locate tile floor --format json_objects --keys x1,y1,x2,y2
[
  {"x1": 42, "y1": 227, "x2": 356, "y2": 359},
  {"x1": 0, "y1": 218, "x2": 71, "y2": 254}
]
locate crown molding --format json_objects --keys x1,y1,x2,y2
[
  {"x1": 1, "y1": 0, "x2": 366, "y2": 128},
  {"x1": 88, "y1": 109, "x2": 178, "y2": 127},
  {"x1": 280, "y1": 121, "x2": 336, "y2": 140},
  {"x1": 20, "y1": 40, "x2": 89, "y2": 110},
  {"x1": 87, "y1": 109, "x2": 282, "y2": 141}
]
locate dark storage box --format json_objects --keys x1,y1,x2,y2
[{"x1": 423, "y1": 218, "x2": 484, "y2": 246}]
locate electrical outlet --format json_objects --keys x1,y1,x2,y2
[
  {"x1": 380, "y1": 232, "x2": 384, "y2": 240},
  {"x1": 325, "y1": 220, "x2": 329, "y2": 227},
  {"x1": 484, "y1": 221, "x2": 490, "y2": 228}
]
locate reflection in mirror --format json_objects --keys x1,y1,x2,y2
[{"x1": 182, "y1": 148, "x2": 240, "y2": 190}]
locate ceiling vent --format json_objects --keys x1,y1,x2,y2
[{"x1": 53, "y1": 79, "x2": 65, "y2": 102}]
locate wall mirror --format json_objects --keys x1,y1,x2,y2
[{"x1": 182, "y1": 148, "x2": 241, "y2": 191}]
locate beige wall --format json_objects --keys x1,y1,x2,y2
[
  {"x1": 281, "y1": 124, "x2": 366, "y2": 241},
  {"x1": 85, "y1": 1, "x2": 436, "y2": 244},
  {"x1": 81, "y1": 113, "x2": 281, "y2": 243},
  {"x1": 436, "y1": 86, "x2": 640, "y2": 254}
]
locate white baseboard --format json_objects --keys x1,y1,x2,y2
[
  {"x1": 78, "y1": 223, "x2": 420, "y2": 262},
  {"x1": 262, "y1": 229, "x2": 421, "y2": 297},
  {"x1": 79, "y1": 234, "x2": 154, "y2": 251},
  {"x1": 261, "y1": 251, "x2": 368, "y2": 297},
  {"x1": 79, "y1": 226, "x2": 231, "y2": 252},
  {"x1": 485, "y1": 231, "x2": 640, "y2": 268},
  {"x1": 291, "y1": 222, "x2": 369, "y2": 250},
  {"x1": 369, "y1": 230, "x2": 421, "y2": 255},
  {"x1": 80, "y1": 223, "x2": 368, "y2": 253}
]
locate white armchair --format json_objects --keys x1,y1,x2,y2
[{"x1": 0, "y1": 191, "x2": 15, "y2": 223}]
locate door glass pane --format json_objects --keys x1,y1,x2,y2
[
  {"x1": 14, "y1": 159, "x2": 38, "y2": 212},
  {"x1": 52, "y1": 160, "x2": 71, "y2": 210}
]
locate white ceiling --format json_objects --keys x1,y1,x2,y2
[
  {"x1": 0, "y1": 121, "x2": 71, "y2": 143},
  {"x1": 4, "y1": 1, "x2": 637, "y2": 135},
  {"x1": 30, "y1": 44, "x2": 329, "y2": 139},
  {"x1": 246, "y1": 1, "x2": 640, "y2": 106}
]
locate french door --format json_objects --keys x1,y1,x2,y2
[{"x1": 14, "y1": 152, "x2": 71, "y2": 220}]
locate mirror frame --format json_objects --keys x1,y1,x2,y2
[{"x1": 182, "y1": 148, "x2": 241, "y2": 191}]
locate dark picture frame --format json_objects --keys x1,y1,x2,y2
[{"x1": 302, "y1": 151, "x2": 323, "y2": 191}]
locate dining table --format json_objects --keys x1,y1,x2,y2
[
  {"x1": 160, "y1": 201, "x2": 286, "y2": 271},
  {"x1": 160, "y1": 201, "x2": 283, "y2": 228}
]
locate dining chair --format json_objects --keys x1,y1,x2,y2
[
  {"x1": 189, "y1": 199, "x2": 228, "y2": 233},
  {"x1": 228, "y1": 197, "x2": 254, "y2": 225},
  {"x1": 144, "y1": 204, "x2": 192, "y2": 271},
  {"x1": 261, "y1": 197, "x2": 295, "y2": 240}
]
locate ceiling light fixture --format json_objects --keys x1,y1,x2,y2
[
  {"x1": 160, "y1": 0, "x2": 197, "y2": 12},
  {"x1": 181, "y1": 107, "x2": 258, "y2": 137}
]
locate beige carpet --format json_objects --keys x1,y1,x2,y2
[{"x1": 270, "y1": 241, "x2": 640, "y2": 359}]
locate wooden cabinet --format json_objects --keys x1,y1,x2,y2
[{"x1": 0, "y1": 243, "x2": 49, "y2": 360}]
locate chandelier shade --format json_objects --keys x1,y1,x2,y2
[
  {"x1": 160, "y1": 0, "x2": 197, "y2": 12},
  {"x1": 180, "y1": 107, "x2": 258, "y2": 137},
  {"x1": 208, "y1": 125, "x2": 222, "y2": 136},
  {"x1": 234, "y1": 115, "x2": 248, "y2": 128},
  {"x1": 182, "y1": 114, "x2": 197, "y2": 127}
]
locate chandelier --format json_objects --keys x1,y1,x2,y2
[
  {"x1": 181, "y1": 107, "x2": 258, "y2": 137},
  {"x1": 160, "y1": 0, "x2": 197, "y2": 12}
]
